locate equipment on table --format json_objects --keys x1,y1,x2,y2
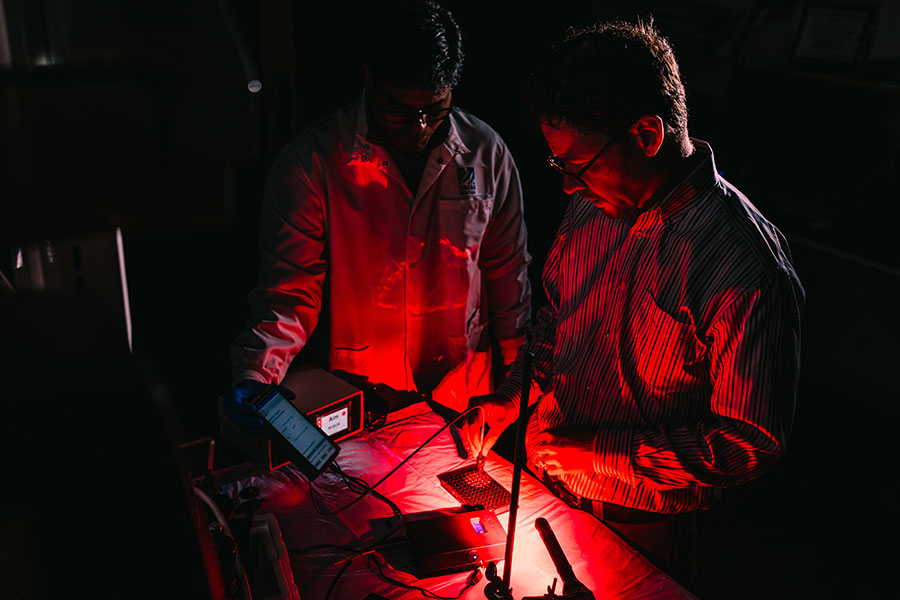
[
  {"x1": 405, "y1": 509, "x2": 507, "y2": 578},
  {"x1": 438, "y1": 457, "x2": 512, "y2": 512}
]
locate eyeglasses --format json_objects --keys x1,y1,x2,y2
[
  {"x1": 381, "y1": 105, "x2": 453, "y2": 125},
  {"x1": 546, "y1": 126, "x2": 629, "y2": 187}
]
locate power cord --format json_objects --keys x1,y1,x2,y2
[
  {"x1": 368, "y1": 554, "x2": 482, "y2": 599},
  {"x1": 318, "y1": 540, "x2": 413, "y2": 600},
  {"x1": 193, "y1": 486, "x2": 252, "y2": 600},
  {"x1": 301, "y1": 405, "x2": 485, "y2": 516},
  {"x1": 289, "y1": 462, "x2": 405, "y2": 558},
  {"x1": 293, "y1": 407, "x2": 485, "y2": 599},
  {"x1": 289, "y1": 461, "x2": 409, "y2": 600}
]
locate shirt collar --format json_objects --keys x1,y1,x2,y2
[
  {"x1": 443, "y1": 111, "x2": 470, "y2": 155},
  {"x1": 349, "y1": 89, "x2": 376, "y2": 164},
  {"x1": 349, "y1": 89, "x2": 469, "y2": 164},
  {"x1": 656, "y1": 139, "x2": 718, "y2": 224}
]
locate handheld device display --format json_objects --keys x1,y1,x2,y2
[{"x1": 251, "y1": 385, "x2": 340, "y2": 480}]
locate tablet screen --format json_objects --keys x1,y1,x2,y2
[{"x1": 257, "y1": 389, "x2": 337, "y2": 471}]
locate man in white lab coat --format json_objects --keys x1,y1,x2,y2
[{"x1": 225, "y1": 0, "x2": 531, "y2": 431}]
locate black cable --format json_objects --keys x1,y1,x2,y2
[
  {"x1": 288, "y1": 475, "x2": 405, "y2": 558},
  {"x1": 319, "y1": 540, "x2": 409, "y2": 600},
  {"x1": 290, "y1": 538, "x2": 409, "y2": 600},
  {"x1": 302, "y1": 405, "x2": 485, "y2": 516},
  {"x1": 302, "y1": 462, "x2": 405, "y2": 547},
  {"x1": 286, "y1": 538, "x2": 405, "y2": 557},
  {"x1": 289, "y1": 460, "x2": 408, "y2": 599},
  {"x1": 306, "y1": 463, "x2": 365, "y2": 516},
  {"x1": 294, "y1": 406, "x2": 486, "y2": 598},
  {"x1": 304, "y1": 461, "x2": 370, "y2": 515},
  {"x1": 323, "y1": 549, "x2": 358, "y2": 600},
  {"x1": 368, "y1": 554, "x2": 481, "y2": 599},
  {"x1": 330, "y1": 462, "x2": 369, "y2": 494}
]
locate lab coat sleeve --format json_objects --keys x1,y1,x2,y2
[
  {"x1": 231, "y1": 149, "x2": 328, "y2": 385},
  {"x1": 479, "y1": 142, "x2": 532, "y2": 363}
]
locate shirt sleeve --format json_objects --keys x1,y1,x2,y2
[
  {"x1": 479, "y1": 143, "x2": 532, "y2": 356},
  {"x1": 230, "y1": 148, "x2": 328, "y2": 385},
  {"x1": 596, "y1": 271, "x2": 803, "y2": 490}
]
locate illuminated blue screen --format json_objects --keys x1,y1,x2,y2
[{"x1": 258, "y1": 391, "x2": 335, "y2": 469}]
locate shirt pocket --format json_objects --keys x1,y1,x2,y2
[
  {"x1": 632, "y1": 291, "x2": 708, "y2": 395},
  {"x1": 438, "y1": 194, "x2": 494, "y2": 254}
]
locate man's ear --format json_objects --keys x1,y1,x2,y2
[{"x1": 632, "y1": 115, "x2": 665, "y2": 157}]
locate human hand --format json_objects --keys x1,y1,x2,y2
[
  {"x1": 533, "y1": 426, "x2": 596, "y2": 477},
  {"x1": 223, "y1": 380, "x2": 272, "y2": 435},
  {"x1": 457, "y1": 393, "x2": 518, "y2": 458}
]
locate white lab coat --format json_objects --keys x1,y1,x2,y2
[{"x1": 232, "y1": 92, "x2": 531, "y2": 411}]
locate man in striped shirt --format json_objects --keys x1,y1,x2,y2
[{"x1": 459, "y1": 20, "x2": 804, "y2": 582}]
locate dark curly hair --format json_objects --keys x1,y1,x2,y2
[
  {"x1": 364, "y1": 0, "x2": 464, "y2": 90},
  {"x1": 526, "y1": 19, "x2": 689, "y2": 151}
]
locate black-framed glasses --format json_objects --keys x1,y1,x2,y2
[
  {"x1": 381, "y1": 105, "x2": 453, "y2": 125},
  {"x1": 546, "y1": 126, "x2": 629, "y2": 186}
]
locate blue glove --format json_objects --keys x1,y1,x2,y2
[{"x1": 223, "y1": 380, "x2": 270, "y2": 435}]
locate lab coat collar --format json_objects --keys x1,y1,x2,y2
[{"x1": 348, "y1": 89, "x2": 469, "y2": 166}]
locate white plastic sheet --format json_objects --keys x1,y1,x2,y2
[{"x1": 234, "y1": 402, "x2": 697, "y2": 599}]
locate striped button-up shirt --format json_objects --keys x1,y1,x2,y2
[{"x1": 500, "y1": 141, "x2": 804, "y2": 514}]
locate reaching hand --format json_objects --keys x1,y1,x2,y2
[
  {"x1": 222, "y1": 380, "x2": 270, "y2": 434},
  {"x1": 457, "y1": 393, "x2": 518, "y2": 458},
  {"x1": 533, "y1": 426, "x2": 596, "y2": 477}
]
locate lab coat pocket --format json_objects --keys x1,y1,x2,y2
[
  {"x1": 438, "y1": 195, "x2": 494, "y2": 255},
  {"x1": 330, "y1": 346, "x2": 370, "y2": 376}
]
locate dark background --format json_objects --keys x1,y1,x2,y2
[{"x1": 2, "y1": 1, "x2": 899, "y2": 598}]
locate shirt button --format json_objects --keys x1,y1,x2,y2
[
  {"x1": 382, "y1": 161, "x2": 388, "y2": 167},
  {"x1": 604, "y1": 332, "x2": 611, "y2": 339},
  {"x1": 363, "y1": 144, "x2": 370, "y2": 149},
  {"x1": 361, "y1": 155, "x2": 368, "y2": 161}
]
